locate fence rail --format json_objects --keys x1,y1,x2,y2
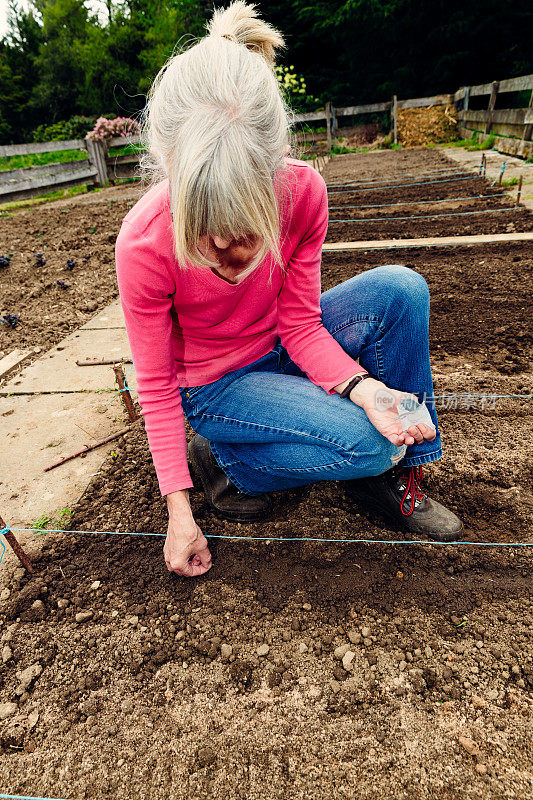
[
  {"x1": 1, "y1": 75, "x2": 532, "y2": 204},
  {"x1": 454, "y1": 74, "x2": 533, "y2": 157}
]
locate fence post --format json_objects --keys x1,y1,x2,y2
[
  {"x1": 326, "y1": 101, "x2": 332, "y2": 151},
  {"x1": 464, "y1": 86, "x2": 470, "y2": 112},
  {"x1": 86, "y1": 138, "x2": 108, "y2": 187},
  {"x1": 331, "y1": 103, "x2": 337, "y2": 147},
  {"x1": 485, "y1": 81, "x2": 499, "y2": 134},
  {"x1": 520, "y1": 89, "x2": 533, "y2": 154},
  {"x1": 392, "y1": 95, "x2": 398, "y2": 144}
]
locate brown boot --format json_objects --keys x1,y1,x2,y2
[
  {"x1": 344, "y1": 465, "x2": 464, "y2": 542},
  {"x1": 188, "y1": 434, "x2": 272, "y2": 522}
]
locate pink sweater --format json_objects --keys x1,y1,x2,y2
[{"x1": 115, "y1": 157, "x2": 365, "y2": 496}]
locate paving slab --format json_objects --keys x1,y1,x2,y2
[
  {"x1": 80, "y1": 299, "x2": 126, "y2": 329},
  {"x1": 0, "y1": 391, "x2": 130, "y2": 571},
  {"x1": 1, "y1": 328, "x2": 136, "y2": 394},
  {"x1": 0, "y1": 349, "x2": 35, "y2": 379}
]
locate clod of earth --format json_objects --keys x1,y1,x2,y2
[{"x1": 1, "y1": 313, "x2": 20, "y2": 328}]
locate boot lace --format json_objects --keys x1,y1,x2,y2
[{"x1": 396, "y1": 465, "x2": 425, "y2": 516}]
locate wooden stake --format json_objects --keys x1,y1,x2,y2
[
  {"x1": 0, "y1": 513, "x2": 34, "y2": 573},
  {"x1": 77, "y1": 358, "x2": 132, "y2": 367},
  {"x1": 44, "y1": 427, "x2": 132, "y2": 472},
  {"x1": 516, "y1": 174, "x2": 523, "y2": 206},
  {"x1": 113, "y1": 363, "x2": 137, "y2": 422}
]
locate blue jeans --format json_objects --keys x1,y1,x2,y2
[{"x1": 179, "y1": 264, "x2": 442, "y2": 495}]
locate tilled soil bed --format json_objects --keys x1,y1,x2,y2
[
  {"x1": 0, "y1": 187, "x2": 141, "y2": 364},
  {"x1": 0, "y1": 151, "x2": 532, "y2": 799},
  {"x1": 325, "y1": 150, "x2": 531, "y2": 241}
]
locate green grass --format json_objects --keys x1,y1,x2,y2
[
  {"x1": 32, "y1": 513, "x2": 54, "y2": 531},
  {"x1": 501, "y1": 177, "x2": 520, "y2": 187},
  {"x1": 447, "y1": 132, "x2": 496, "y2": 151},
  {"x1": 32, "y1": 507, "x2": 73, "y2": 532},
  {"x1": 0, "y1": 147, "x2": 88, "y2": 172},
  {"x1": 328, "y1": 137, "x2": 402, "y2": 156},
  {"x1": 108, "y1": 143, "x2": 145, "y2": 157},
  {"x1": 329, "y1": 144, "x2": 363, "y2": 155}
]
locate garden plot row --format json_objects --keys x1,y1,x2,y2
[{"x1": 324, "y1": 158, "x2": 530, "y2": 242}]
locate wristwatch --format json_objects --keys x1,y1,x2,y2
[{"x1": 339, "y1": 372, "x2": 372, "y2": 399}]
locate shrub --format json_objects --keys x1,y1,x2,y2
[
  {"x1": 32, "y1": 116, "x2": 101, "y2": 142},
  {"x1": 86, "y1": 116, "x2": 140, "y2": 142},
  {"x1": 275, "y1": 65, "x2": 321, "y2": 114}
]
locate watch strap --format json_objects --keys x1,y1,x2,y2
[{"x1": 339, "y1": 372, "x2": 372, "y2": 399}]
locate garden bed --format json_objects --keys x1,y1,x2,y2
[
  {"x1": 0, "y1": 150, "x2": 531, "y2": 799},
  {"x1": 325, "y1": 149, "x2": 530, "y2": 241},
  {"x1": 0, "y1": 188, "x2": 140, "y2": 362}
]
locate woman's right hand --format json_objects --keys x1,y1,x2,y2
[{"x1": 164, "y1": 490, "x2": 212, "y2": 577}]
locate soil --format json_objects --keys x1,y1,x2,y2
[
  {"x1": 0, "y1": 149, "x2": 532, "y2": 799},
  {"x1": 0, "y1": 186, "x2": 141, "y2": 366},
  {"x1": 325, "y1": 149, "x2": 531, "y2": 241}
]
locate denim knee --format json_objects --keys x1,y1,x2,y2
[{"x1": 375, "y1": 264, "x2": 430, "y2": 310}]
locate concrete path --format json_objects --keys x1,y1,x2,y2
[
  {"x1": 0, "y1": 300, "x2": 134, "y2": 580},
  {"x1": 441, "y1": 146, "x2": 533, "y2": 212}
]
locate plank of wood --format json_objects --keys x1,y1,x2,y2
[
  {"x1": 106, "y1": 154, "x2": 139, "y2": 166},
  {"x1": 0, "y1": 139, "x2": 86, "y2": 158},
  {"x1": 459, "y1": 108, "x2": 531, "y2": 126},
  {"x1": 107, "y1": 135, "x2": 141, "y2": 148},
  {"x1": 398, "y1": 94, "x2": 454, "y2": 109},
  {"x1": 0, "y1": 159, "x2": 92, "y2": 185},
  {"x1": 322, "y1": 232, "x2": 533, "y2": 252},
  {"x1": 0, "y1": 349, "x2": 34, "y2": 378},
  {"x1": 468, "y1": 74, "x2": 533, "y2": 97},
  {"x1": 0, "y1": 166, "x2": 97, "y2": 203},
  {"x1": 336, "y1": 101, "x2": 392, "y2": 117},
  {"x1": 294, "y1": 110, "x2": 329, "y2": 123}
]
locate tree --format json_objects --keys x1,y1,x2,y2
[{"x1": 0, "y1": 2, "x2": 42, "y2": 142}]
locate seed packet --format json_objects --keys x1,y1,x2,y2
[{"x1": 397, "y1": 396, "x2": 436, "y2": 432}]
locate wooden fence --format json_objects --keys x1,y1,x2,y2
[
  {"x1": 0, "y1": 138, "x2": 108, "y2": 204},
  {"x1": 454, "y1": 74, "x2": 533, "y2": 158},
  {"x1": 1, "y1": 73, "x2": 532, "y2": 204},
  {"x1": 296, "y1": 93, "x2": 455, "y2": 150}
]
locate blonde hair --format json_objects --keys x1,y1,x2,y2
[{"x1": 139, "y1": 1, "x2": 297, "y2": 280}]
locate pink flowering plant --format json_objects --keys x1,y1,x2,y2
[{"x1": 86, "y1": 116, "x2": 140, "y2": 141}]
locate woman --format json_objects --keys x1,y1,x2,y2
[{"x1": 115, "y1": 1, "x2": 464, "y2": 579}]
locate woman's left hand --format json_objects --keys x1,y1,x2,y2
[{"x1": 349, "y1": 377, "x2": 437, "y2": 447}]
